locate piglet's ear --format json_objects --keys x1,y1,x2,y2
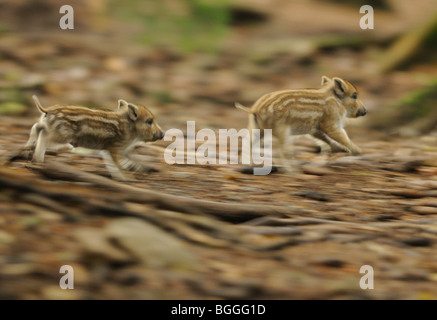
[
  {"x1": 127, "y1": 103, "x2": 139, "y2": 121},
  {"x1": 321, "y1": 76, "x2": 330, "y2": 86},
  {"x1": 118, "y1": 99, "x2": 129, "y2": 109},
  {"x1": 333, "y1": 77, "x2": 347, "y2": 98}
]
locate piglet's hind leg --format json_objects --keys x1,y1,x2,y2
[{"x1": 32, "y1": 129, "x2": 49, "y2": 163}]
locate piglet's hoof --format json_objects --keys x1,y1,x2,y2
[
  {"x1": 142, "y1": 165, "x2": 159, "y2": 173},
  {"x1": 238, "y1": 166, "x2": 279, "y2": 175},
  {"x1": 129, "y1": 163, "x2": 159, "y2": 173}
]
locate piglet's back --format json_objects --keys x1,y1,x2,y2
[
  {"x1": 44, "y1": 104, "x2": 115, "y2": 115},
  {"x1": 44, "y1": 105, "x2": 126, "y2": 149},
  {"x1": 44, "y1": 105, "x2": 122, "y2": 124}
]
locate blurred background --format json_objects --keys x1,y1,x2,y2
[
  {"x1": 0, "y1": 0, "x2": 436, "y2": 133},
  {"x1": 1, "y1": 0, "x2": 437, "y2": 300}
]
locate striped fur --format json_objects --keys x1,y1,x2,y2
[
  {"x1": 236, "y1": 76, "x2": 367, "y2": 170},
  {"x1": 24, "y1": 96, "x2": 165, "y2": 181}
]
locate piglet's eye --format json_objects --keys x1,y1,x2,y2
[
  {"x1": 146, "y1": 118, "x2": 153, "y2": 125},
  {"x1": 352, "y1": 93, "x2": 358, "y2": 99}
]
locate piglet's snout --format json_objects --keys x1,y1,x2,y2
[
  {"x1": 156, "y1": 129, "x2": 165, "y2": 140},
  {"x1": 151, "y1": 125, "x2": 165, "y2": 141},
  {"x1": 359, "y1": 108, "x2": 367, "y2": 117}
]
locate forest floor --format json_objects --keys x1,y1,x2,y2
[
  {"x1": 1, "y1": 115, "x2": 437, "y2": 300},
  {"x1": 1, "y1": 0, "x2": 437, "y2": 300}
]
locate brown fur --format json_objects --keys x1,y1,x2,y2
[
  {"x1": 236, "y1": 76, "x2": 367, "y2": 169},
  {"x1": 24, "y1": 96, "x2": 165, "y2": 181}
]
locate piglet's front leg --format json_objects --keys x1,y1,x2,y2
[
  {"x1": 312, "y1": 130, "x2": 346, "y2": 154},
  {"x1": 119, "y1": 154, "x2": 159, "y2": 173},
  {"x1": 323, "y1": 128, "x2": 362, "y2": 155},
  {"x1": 101, "y1": 149, "x2": 136, "y2": 181}
]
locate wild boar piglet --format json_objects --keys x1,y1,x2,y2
[
  {"x1": 236, "y1": 76, "x2": 367, "y2": 169},
  {"x1": 24, "y1": 95, "x2": 165, "y2": 180}
]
